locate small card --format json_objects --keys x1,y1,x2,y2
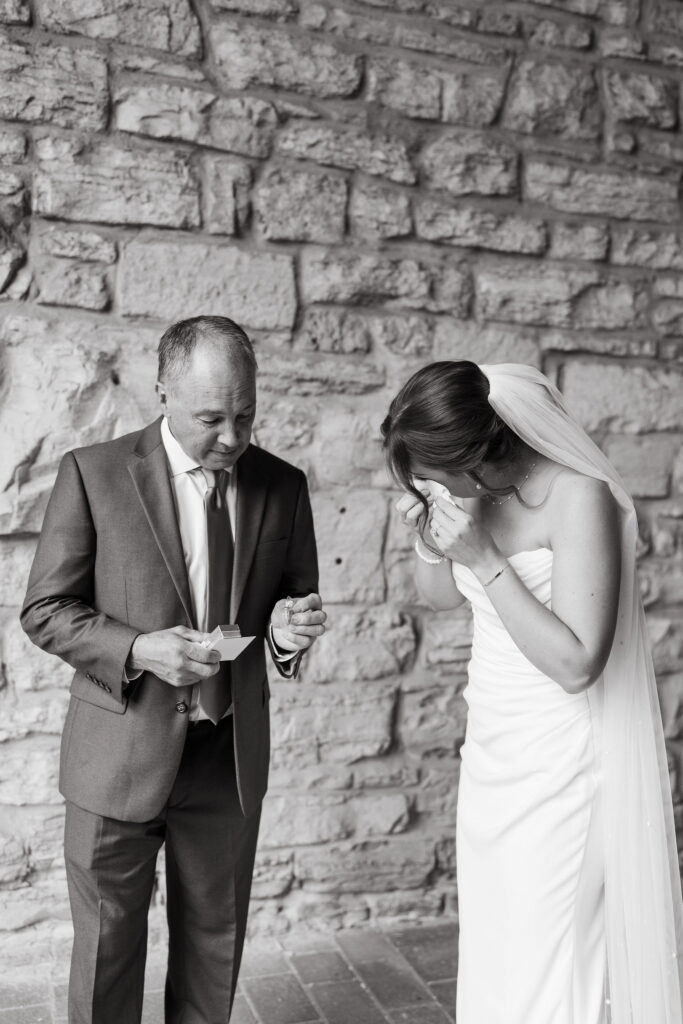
[{"x1": 201, "y1": 625, "x2": 256, "y2": 661}]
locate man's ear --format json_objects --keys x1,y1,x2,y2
[{"x1": 155, "y1": 380, "x2": 168, "y2": 410}]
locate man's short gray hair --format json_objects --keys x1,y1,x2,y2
[{"x1": 157, "y1": 316, "x2": 258, "y2": 385}]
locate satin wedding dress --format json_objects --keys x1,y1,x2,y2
[{"x1": 452, "y1": 548, "x2": 605, "y2": 1023}]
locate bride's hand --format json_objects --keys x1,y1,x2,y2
[
  {"x1": 396, "y1": 486, "x2": 431, "y2": 533},
  {"x1": 429, "y1": 496, "x2": 501, "y2": 573}
]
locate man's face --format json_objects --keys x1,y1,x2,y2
[{"x1": 157, "y1": 341, "x2": 257, "y2": 470}]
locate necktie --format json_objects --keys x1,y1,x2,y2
[{"x1": 200, "y1": 468, "x2": 233, "y2": 724}]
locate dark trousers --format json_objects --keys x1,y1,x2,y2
[{"x1": 64, "y1": 715, "x2": 261, "y2": 1024}]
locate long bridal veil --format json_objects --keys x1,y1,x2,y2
[{"x1": 480, "y1": 362, "x2": 683, "y2": 1024}]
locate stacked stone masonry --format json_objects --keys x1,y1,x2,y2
[{"x1": 0, "y1": 0, "x2": 682, "y2": 965}]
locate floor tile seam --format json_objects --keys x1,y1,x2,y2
[
  {"x1": 237, "y1": 982, "x2": 267, "y2": 1024},
  {"x1": 0, "y1": 1000, "x2": 53, "y2": 1011},
  {"x1": 378, "y1": 929, "x2": 461, "y2": 992},
  {"x1": 335, "y1": 931, "x2": 447, "y2": 1008},
  {"x1": 289, "y1": 939, "x2": 400, "y2": 1024}
]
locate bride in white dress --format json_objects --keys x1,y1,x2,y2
[{"x1": 381, "y1": 361, "x2": 682, "y2": 1024}]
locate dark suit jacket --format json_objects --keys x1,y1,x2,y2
[{"x1": 21, "y1": 418, "x2": 318, "y2": 822}]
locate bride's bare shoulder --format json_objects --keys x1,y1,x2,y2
[{"x1": 546, "y1": 470, "x2": 618, "y2": 532}]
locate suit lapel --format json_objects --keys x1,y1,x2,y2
[
  {"x1": 231, "y1": 444, "x2": 269, "y2": 619},
  {"x1": 128, "y1": 419, "x2": 194, "y2": 626}
]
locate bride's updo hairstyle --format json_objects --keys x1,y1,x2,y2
[{"x1": 381, "y1": 360, "x2": 522, "y2": 540}]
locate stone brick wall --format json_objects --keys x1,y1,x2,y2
[{"x1": 1, "y1": 0, "x2": 682, "y2": 964}]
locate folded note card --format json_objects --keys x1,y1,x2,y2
[{"x1": 201, "y1": 625, "x2": 255, "y2": 661}]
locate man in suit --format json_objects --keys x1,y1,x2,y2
[{"x1": 21, "y1": 315, "x2": 325, "y2": 1024}]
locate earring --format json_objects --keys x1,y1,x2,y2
[{"x1": 475, "y1": 483, "x2": 482, "y2": 490}]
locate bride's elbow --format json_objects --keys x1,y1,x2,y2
[{"x1": 556, "y1": 655, "x2": 605, "y2": 694}]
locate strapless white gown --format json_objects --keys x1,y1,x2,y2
[{"x1": 452, "y1": 548, "x2": 606, "y2": 1024}]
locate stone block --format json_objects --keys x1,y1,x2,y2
[
  {"x1": 518, "y1": 0, "x2": 630, "y2": 21},
  {"x1": 0, "y1": 539, "x2": 36, "y2": 606},
  {"x1": 647, "y1": 616, "x2": 683, "y2": 674},
  {"x1": 269, "y1": 681, "x2": 397, "y2": 766},
  {"x1": 421, "y1": 131, "x2": 518, "y2": 197},
  {"x1": 295, "y1": 837, "x2": 435, "y2": 892},
  {"x1": 611, "y1": 227, "x2": 683, "y2": 270},
  {"x1": 295, "y1": 308, "x2": 372, "y2": 353},
  {"x1": 300, "y1": 606, "x2": 415, "y2": 684},
  {"x1": 399, "y1": 683, "x2": 469, "y2": 756},
  {"x1": 118, "y1": 239, "x2": 296, "y2": 329},
  {"x1": 549, "y1": 222, "x2": 609, "y2": 261},
  {"x1": 421, "y1": 609, "x2": 474, "y2": 670},
  {"x1": 301, "y1": 249, "x2": 431, "y2": 307},
  {"x1": 0, "y1": 237, "x2": 23, "y2": 294},
  {"x1": 306, "y1": 404, "x2": 387, "y2": 487},
  {"x1": 258, "y1": 351, "x2": 385, "y2": 395},
  {"x1": 658, "y1": 674, "x2": 683, "y2": 740},
  {"x1": 432, "y1": 318, "x2": 540, "y2": 366},
  {"x1": 275, "y1": 122, "x2": 415, "y2": 184},
  {"x1": 0, "y1": 36, "x2": 108, "y2": 131},
  {"x1": 260, "y1": 791, "x2": 409, "y2": 848},
  {"x1": 36, "y1": 0, "x2": 201, "y2": 55},
  {"x1": 311, "y1": 488, "x2": 388, "y2": 603},
  {"x1": 538, "y1": 330, "x2": 656, "y2": 359},
  {"x1": 33, "y1": 136, "x2": 200, "y2": 228},
  {"x1": 0, "y1": 691, "x2": 69, "y2": 742},
  {"x1": 441, "y1": 68, "x2": 507, "y2": 127},
  {"x1": 415, "y1": 201, "x2": 546, "y2": 255},
  {"x1": 604, "y1": 69, "x2": 677, "y2": 127},
  {"x1": 367, "y1": 57, "x2": 441, "y2": 119},
  {"x1": 604, "y1": 436, "x2": 676, "y2": 498},
  {"x1": 476, "y1": 262, "x2": 645, "y2": 329},
  {"x1": 349, "y1": 180, "x2": 411, "y2": 240},
  {"x1": 255, "y1": 166, "x2": 347, "y2": 242},
  {"x1": 598, "y1": 28, "x2": 646, "y2": 59},
  {"x1": 561, "y1": 362, "x2": 683, "y2": 433},
  {"x1": 0, "y1": 833, "x2": 28, "y2": 886},
  {"x1": 524, "y1": 158, "x2": 680, "y2": 222},
  {"x1": 35, "y1": 226, "x2": 117, "y2": 264},
  {"x1": 251, "y1": 851, "x2": 294, "y2": 901},
  {"x1": 0, "y1": 739, "x2": 61, "y2": 805},
  {"x1": 0, "y1": 313, "x2": 154, "y2": 497},
  {"x1": 201, "y1": 154, "x2": 251, "y2": 235},
  {"x1": 503, "y1": 58, "x2": 600, "y2": 139},
  {"x1": 114, "y1": 82, "x2": 277, "y2": 158},
  {"x1": 3, "y1": 623, "x2": 74, "y2": 693},
  {"x1": 0, "y1": 128, "x2": 26, "y2": 160},
  {"x1": 0, "y1": 0, "x2": 30, "y2": 22},
  {"x1": 653, "y1": 300, "x2": 683, "y2": 336},
  {"x1": 211, "y1": 21, "x2": 362, "y2": 97},
  {"x1": 36, "y1": 258, "x2": 109, "y2": 311},
  {"x1": 528, "y1": 18, "x2": 593, "y2": 49}
]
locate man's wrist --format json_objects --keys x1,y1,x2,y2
[{"x1": 126, "y1": 633, "x2": 146, "y2": 673}]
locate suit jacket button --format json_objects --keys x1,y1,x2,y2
[
  {"x1": 175, "y1": 701, "x2": 188, "y2": 714},
  {"x1": 103, "y1": 684, "x2": 112, "y2": 693}
]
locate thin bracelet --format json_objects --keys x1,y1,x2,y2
[
  {"x1": 482, "y1": 563, "x2": 510, "y2": 587},
  {"x1": 414, "y1": 537, "x2": 446, "y2": 565}
]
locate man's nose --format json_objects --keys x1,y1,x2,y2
[{"x1": 216, "y1": 424, "x2": 239, "y2": 448}]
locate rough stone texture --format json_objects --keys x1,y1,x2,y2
[
  {"x1": 114, "y1": 82, "x2": 277, "y2": 158},
  {"x1": 211, "y1": 20, "x2": 362, "y2": 97},
  {"x1": 33, "y1": 136, "x2": 200, "y2": 228},
  {"x1": 503, "y1": 59, "x2": 600, "y2": 139},
  {"x1": 524, "y1": 159, "x2": 680, "y2": 221},
  {"x1": 421, "y1": 131, "x2": 518, "y2": 196},
  {"x1": 118, "y1": 240, "x2": 296, "y2": 329},
  {"x1": 1, "y1": 0, "x2": 683, "y2": 970},
  {"x1": 255, "y1": 167, "x2": 347, "y2": 242},
  {"x1": 275, "y1": 122, "x2": 415, "y2": 184},
  {"x1": 36, "y1": 0, "x2": 202, "y2": 54},
  {"x1": 0, "y1": 36, "x2": 108, "y2": 131}
]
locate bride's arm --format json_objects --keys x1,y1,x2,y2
[
  {"x1": 414, "y1": 546, "x2": 466, "y2": 611},
  {"x1": 430, "y1": 476, "x2": 621, "y2": 692}
]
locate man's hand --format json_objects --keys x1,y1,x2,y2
[
  {"x1": 126, "y1": 625, "x2": 221, "y2": 688},
  {"x1": 271, "y1": 594, "x2": 327, "y2": 653}
]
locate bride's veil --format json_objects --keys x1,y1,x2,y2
[{"x1": 480, "y1": 362, "x2": 683, "y2": 1023}]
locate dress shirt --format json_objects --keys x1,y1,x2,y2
[{"x1": 125, "y1": 418, "x2": 294, "y2": 721}]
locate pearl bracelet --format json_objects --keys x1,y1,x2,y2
[
  {"x1": 482, "y1": 563, "x2": 510, "y2": 587},
  {"x1": 415, "y1": 537, "x2": 445, "y2": 565}
]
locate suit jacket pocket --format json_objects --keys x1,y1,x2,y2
[{"x1": 70, "y1": 671, "x2": 128, "y2": 714}]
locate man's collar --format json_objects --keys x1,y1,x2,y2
[{"x1": 160, "y1": 416, "x2": 233, "y2": 478}]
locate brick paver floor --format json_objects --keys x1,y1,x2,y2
[{"x1": 1, "y1": 923, "x2": 458, "y2": 1023}]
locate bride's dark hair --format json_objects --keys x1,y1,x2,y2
[{"x1": 381, "y1": 360, "x2": 523, "y2": 545}]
